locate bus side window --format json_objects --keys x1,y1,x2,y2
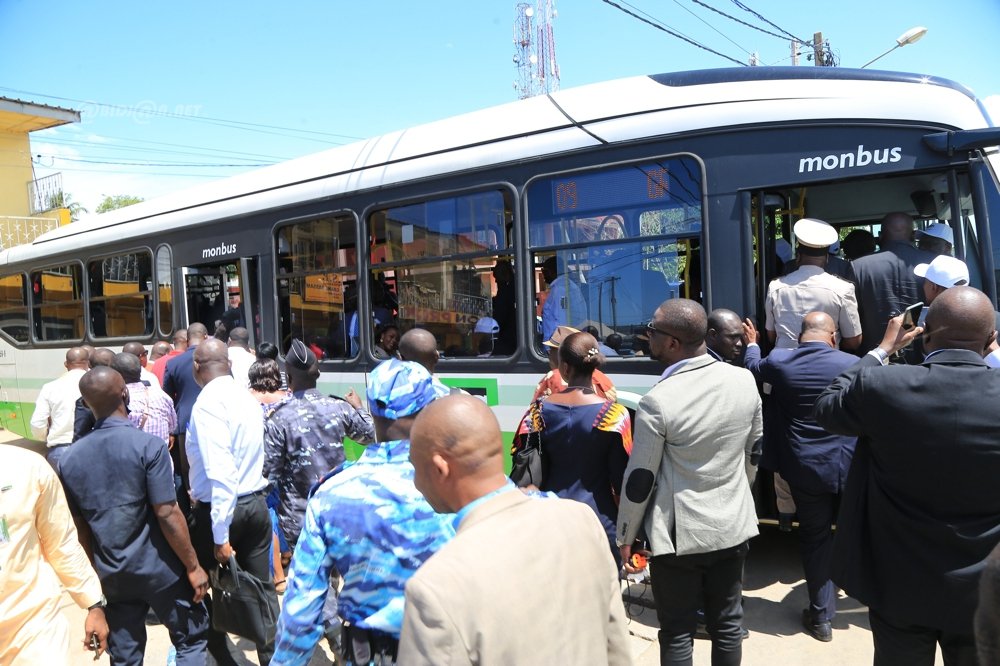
[
  {"x1": 274, "y1": 213, "x2": 359, "y2": 359},
  {"x1": 526, "y1": 156, "x2": 704, "y2": 356},
  {"x1": 368, "y1": 189, "x2": 516, "y2": 359}
]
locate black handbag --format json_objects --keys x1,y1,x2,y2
[
  {"x1": 510, "y1": 403, "x2": 545, "y2": 488},
  {"x1": 209, "y1": 555, "x2": 280, "y2": 645}
]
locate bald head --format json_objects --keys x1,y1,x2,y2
[
  {"x1": 187, "y1": 323, "x2": 208, "y2": 345},
  {"x1": 193, "y1": 338, "x2": 232, "y2": 386},
  {"x1": 90, "y1": 348, "x2": 116, "y2": 369},
  {"x1": 150, "y1": 341, "x2": 172, "y2": 362},
  {"x1": 80, "y1": 366, "x2": 127, "y2": 421},
  {"x1": 122, "y1": 341, "x2": 146, "y2": 358},
  {"x1": 228, "y1": 327, "x2": 250, "y2": 348},
  {"x1": 399, "y1": 328, "x2": 440, "y2": 374},
  {"x1": 65, "y1": 346, "x2": 89, "y2": 370},
  {"x1": 924, "y1": 286, "x2": 997, "y2": 354},
  {"x1": 111, "y1": 352, "x2": 142, "y2": 384},
  {"x1": 410, "y1": 394, "x2": 506, "y2": 513},
  {"x1": 880, "y1": 212, "x2": 915, "y2": 243},
  {"x1": 706, "y1": 309, "x2": 744, "y2": 362},
  {"x1": 799, "y1": 311, "x2": 837, "y2": 346},
  {"x1": 656, "y1": 299, "x2": 708, "y2": 345}
]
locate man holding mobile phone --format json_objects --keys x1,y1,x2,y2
[{"x1": 815, "y1": 286, "x2": 1000, "y2": 664}]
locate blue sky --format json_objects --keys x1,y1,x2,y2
[{"x1": 2, "y1": 0, "x2": 998, "y2": 213}]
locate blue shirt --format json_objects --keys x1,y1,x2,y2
[
  {"x1": 58, "y1": 416, "x2": 185, "y2": 601},
  {"x1": 186, "y1": 375, "x2": 268, "y2": 544},
  {"x1": 263, "y1": 388, "x2": 375, "y2": 547},
  {"x1": 272, "y1": 439, "x2": 455, "y2": 665}
]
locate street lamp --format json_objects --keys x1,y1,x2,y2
[{"x1": 860, "y1": 26, "x2": 928, "y2": 69}]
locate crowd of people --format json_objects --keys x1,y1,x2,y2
[{"x1": 3, "y1": 211, "x2": 1000, "y2": 666}]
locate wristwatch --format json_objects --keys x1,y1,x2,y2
[
  {"x1": 87, "y1": 595, "x2": 107, "y2": 611},
  {"x1": 869, "y1": 348, "x2": 890, "y2": 365}
]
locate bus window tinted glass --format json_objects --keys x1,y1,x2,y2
[
  {"x1": 275, "y1": 213, "x2": 358, "y2": 358},
  {"x1": 156, "y1": 246, "x2": 173, "y2": 337},
  {"x1": 527, "y1": 158, "x2": 702, "y2": 247},
  {"x1": 527, "y1": 158, "x2": 704, "y2": 355},
  {"x1": 31, "y1": 264, "x2": 84, "y2": 342},
  {"x1": 88, "y1": 252, "x2": 154, "y2": 338},
  {"x1": 368, "y1": 190, "x2": 516, "y2": 358},
  {"x1": 0, "y1": 274, "x2": 28, "y2": 344}
]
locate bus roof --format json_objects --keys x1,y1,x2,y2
[{"x1": 9, "y1": 66, "x2": 991, "y2": 265}]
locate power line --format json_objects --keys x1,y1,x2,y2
[
  {"x1": 728, "y1": 0, "x2": 810, "y2": 45},
  {"x1": 36, "y1": 136, "x2": 283, "y2": 163},
  {"x1": 43, "y1": 129, "x2": 292, "y2": 161},
  {"x1": 599, "y1": 0, "x2": 747, "y2": 67},
  {"x1": 34, "y1": 164, "x2": 239, "y2": 178},
  {"x1": 0, "y1": 86, "x2": 366, "y2": 145},
  {"x1": 690, "y1": 0, "x2": 804, "y2": 44},
  {"x1": 34, "y1": 155, "x2": 275, "y2": 168},
  {"x1": 664, "y1": 0, "x2": 755, "y2": 57}
]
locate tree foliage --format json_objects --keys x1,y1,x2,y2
[
  {"x1": 46, "y1": 191, "x2": 88, "y2": 222},
  {"x1": 96, "y1": 194, "x2": 144, "y2": 214}
]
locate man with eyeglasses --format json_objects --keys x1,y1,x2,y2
[{"x1": 618, "y1": 298, "x2": 762, "y2": 666}]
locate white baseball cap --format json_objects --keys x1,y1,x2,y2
[
  {"x1": 914, "y1": 255, "x2": 969, "y2": 288},
  {"x1": 917, "y1": 223, "x2": 954, "y2": 246}
]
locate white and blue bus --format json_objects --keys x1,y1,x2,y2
[{"x1": 2, "y1": 67, "x2": 998, "y2": 482}]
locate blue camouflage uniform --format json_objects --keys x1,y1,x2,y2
[
  {"x1": 272, "y1": 439, "x2": 456, "y2": 664},
  {"x1": 263, "y1": 388, "x2": 376, "y2": 547},
  {"x1": 272, "y1": 359, "x2": 454, "y2": 666}
]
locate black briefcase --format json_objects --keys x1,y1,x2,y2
[{"x1": 209, "y1": 555, "x2": 280, "y2": 645}]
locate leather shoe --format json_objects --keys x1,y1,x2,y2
[{"x1": 801, "y1": 609, "x2": 832, "y2": 642}]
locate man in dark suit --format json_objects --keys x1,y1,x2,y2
[
  {"x1": 743, "y1": 312, "x2": 858, "y2": 642},
  {"x1": 162, "y1": 322, "x2": 209, "y2": 512},
  {"x1": 850, "y1": 211, "x2": 935, "y2": 354},
  {"x1": 706, "y1": 308, "x2": 746, "y2": 364},
  {"x1": 815, "y1": 286, "x2": 1000, "y2": 665}
]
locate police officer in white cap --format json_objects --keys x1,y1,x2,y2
[{"x1": 765, "y1": 218, "x2": 863, "y2": 351}]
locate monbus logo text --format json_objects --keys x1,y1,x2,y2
[
  {"x1": 202, "y1": 242, "x2": 237, "y2": 259},
  {"x1": 798, "y1": 145, "x2": 902, "y2": 173}
]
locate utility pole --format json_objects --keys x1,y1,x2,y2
[
  {"x1": 813, "y1": 32, "x2": 824, "y2": 66},
  {"x1": 791, "y1": 39, "x2": 799, "y2": 66}
]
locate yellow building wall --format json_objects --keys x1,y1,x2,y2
[{"x1": 0, "y1": 131, "x2": 32, "y2": 217}]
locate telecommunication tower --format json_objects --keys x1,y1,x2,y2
[{"x1": 513, "y1": 1, "x2": 560, "y2": 99}]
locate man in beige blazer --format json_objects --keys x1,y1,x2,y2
[
  {"x1": 399, "y1": 394, "x2": 631, "y2": 665},
  {"x1": 618, "y1": 298, "x2": 762, "y2": 666}
]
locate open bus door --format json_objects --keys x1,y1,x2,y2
[{"x1": 180, "y1": 257, "x2": 262, "y2": 347}]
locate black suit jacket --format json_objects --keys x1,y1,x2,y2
[
  {"x1": 744, "y1": 342, "x2": 857, "y2": 494},
  {"x1": 815, "y1": 350, "x2": 1000, "y2": 633},
  {"x1": 850, "y1": 241, "x2": 936, "y2": 353},
  {"x1": 161, "y1": 346, "x2": 201, "y2": 435}
]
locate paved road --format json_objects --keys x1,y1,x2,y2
[{"x1": 6, "y1": 430, "x2": 943, "y2": 665}]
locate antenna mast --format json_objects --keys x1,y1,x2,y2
[{"x1": 513, "y1": 1, "x2": 560, "y2": 99}]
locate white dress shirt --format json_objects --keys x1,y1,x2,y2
[
  {"x1": 30, "y1": 368, "x2": 87, "y2": 446},
  {"x1": 186, "y1": 375, "x2": 267, "y2": 545},
  {"x1": 228, "y1": 346, "x2": 256, "y2": 389}
]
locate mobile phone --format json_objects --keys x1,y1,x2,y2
[{"x1": 901, "y1": 302, "x2": 924, "y2": 330}]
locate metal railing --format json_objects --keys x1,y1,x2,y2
[
  {"x1": 0, "y1": 215, "x2": 60, "y2": 250},
  {"x1": 27, "y1": 173, "x2": 64, "y2": 214}
]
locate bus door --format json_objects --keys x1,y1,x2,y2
[{"x1": 180, "y1": 257, "x2": 262, "y2": 348}]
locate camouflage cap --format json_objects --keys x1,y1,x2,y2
[{"x1": 367, "y1": 359, "x2": 450, "y2": 420}]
